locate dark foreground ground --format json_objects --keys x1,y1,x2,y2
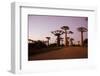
[{"x1": 28, "y1": 47, "x2": 88, "y2": 61}]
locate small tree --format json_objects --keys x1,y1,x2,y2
[
  {"x1": 60, "y1": 37, "x2": 64, "y2": 46},
  {"x1": 45, "y1": 37, "x2": 51, "y2": 46},
  {"x1": 70, "y1": 38, "x2": 74, "y2": 46},
  {"x1": 77, "y1": 41, "x2": 80, "y2": 46}
]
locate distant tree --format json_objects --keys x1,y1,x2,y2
[
  {"x1": 77, "y1": 41, "x2": 80, "y2": 46},
  {"x1": 60, "y1": 37, "x2": 64, "y2": 46},
  {"x1": 68, "y1": 31, "x2": 73, "y2": 34},
  {"x1": 28, "y1": 40, "x2": 47, "y2": 50},
  {"x1": 70, "y1": 38, "x2": 74, "y2": 46},
  {"x1": 68, "y1": 31, "x2": 74, "y2": 46},
  {"x1": 51, "y1": 30, "x2": 64, "y2": 46},
  {"x1": 83, "y1": 38, "x2": 88, "y2": 47},
  {"x1": 28, "y1": 39, "x2": 34, "y2": 43},
  {"x1": 49, "y1": 43, "x2": 57, "y2": 47},
  {"x1": 66, "y1": 37, "x2": 70, "y2": 46},
  {"x1": 77, "y1": 27, "x2": 87, "y2": 46},
  {"x1": 35, "y1": 40, "x2": 47, "y2": 48},
  {"x1": 61, "y1": 26, "x2": 69, "y2": 46},
  {"x1": 46, "y1": 37, "x2": 51, "y2": 46}
]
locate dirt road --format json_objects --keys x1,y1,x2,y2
[{"x1": 29, "y1": 47, "x2": 88, "y2": 60}]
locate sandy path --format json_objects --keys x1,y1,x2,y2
[{"x1": 29, "y1": 47, "x2": 88, "y2": 60}]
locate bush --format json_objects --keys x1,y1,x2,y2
[
  {"x1": 49, "y1": 43, "x2": 57, "y2": 47},
  {"x1": 28, "y1": 40, "x2": 47, "y2": 49}
]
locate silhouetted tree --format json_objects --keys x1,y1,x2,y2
[
  {"x1": 77, "y1": 41, "x2": 80, "y2": 46},
  {"x1": 61, "y1": 26, "x2": 69, "y2": 46},
  {"x1": 70, "y1": 38, "x2": 74, "y2": 46},
  {"x1": 60, "y1": 37, "x2": 64, "y2": 46},
  {"x1": 51, "y1": 30, "x2": 64, "y2": 46},
  {"x1": 29, "y1": 40, "x2": 47, "y2": 49},
  {"x1": 68, "y1": 31, "x2": 73, "y2": 34},
  {"x1": 46, "y1": 37, "x2": 51, "y2": 46},
  {"x1": 77, "y1": 27, "x2": 87, "y2": 46},
  {"x1": 49, "y1": 43, "x2": 57, "y2": 47},
  {"x1": 66, "y1": 37, "x2": 70, "y2": 46},
  {"x1": 28, "y1": 39, "x2": 34, "y2": 43},
  {"x1": 68, "y1": 31, "x2": 74, "y2": 46},
  {"x1": 83, "y1": 38, "x2": 88, "y2": 47}
]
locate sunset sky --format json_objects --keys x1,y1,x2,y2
[{"x1": 28, "y1": 15, "x2": 88, "y2": 44}]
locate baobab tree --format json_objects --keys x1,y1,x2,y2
[
  {"x1": 70, "y1": 38, "x2": 74, "y2": 46},
  {"x1": 77, "y1": 41, "x2": 80, "y2": 46},
  {"x1": 66, "y1": 37, "x2": 70, "y2": 46},
  {"x1": 77, "y1": 27, "x2": 87, "y2": 46},
  {"x1": 51, "y1": 30, "x2": 64, "y2": 46},
  {"x1": 28, "y1": 39, "x2": 34, "y2": 43},
  {"x1": 60, "y1": 37, "x2": 64, "y2": 46},
  {"x1": 45, "y1": 37, "x2": 51, "y2": 46},
  {"x1": 68, "y1": 31, "x2": 74, "y2": 45},
  {"x1": 68, "y1": 31, "x2": 73, "y2": 34},
  {"x1": 61, "y1": 26, "x2": 69, "y2": 46}
]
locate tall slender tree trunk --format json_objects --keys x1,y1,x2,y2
[
  {"x1": 61, "y1": 40, "x2": 63, "y2": 45},
  {"x1": 70, "y1": 40, "x2": 73, "y2": 46},
  {"x1": 81, "y1": 32, "x2": 83, "y2": 46},
  {"x1": 47, "y1": 40, "x2": 49, "y2": 46},
  {"x1": 65, "y1": 30, "x2": 67, "y2": 46},
  {"x1": 57, "y1": 35, "x2": 60, "y2": 46}
]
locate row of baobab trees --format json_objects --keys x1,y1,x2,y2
[{"x1": 46, "y1": 25, "x2": 87, "y2": 47}]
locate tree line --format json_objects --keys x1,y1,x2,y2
[{"x1": 29, "y1": 25, "x2": 88, "y2": 48}]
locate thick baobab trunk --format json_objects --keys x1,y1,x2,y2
[
  {"x1": 57, "y1": 35, "x2": 60, "y2": 46},
  {"x1": 81, "y1": 32, "x2": 83, "y2": 46}
]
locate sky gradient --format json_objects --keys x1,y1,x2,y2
[{"x1": 28, "y1": 15, "x2": 88, "y2": 44}]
